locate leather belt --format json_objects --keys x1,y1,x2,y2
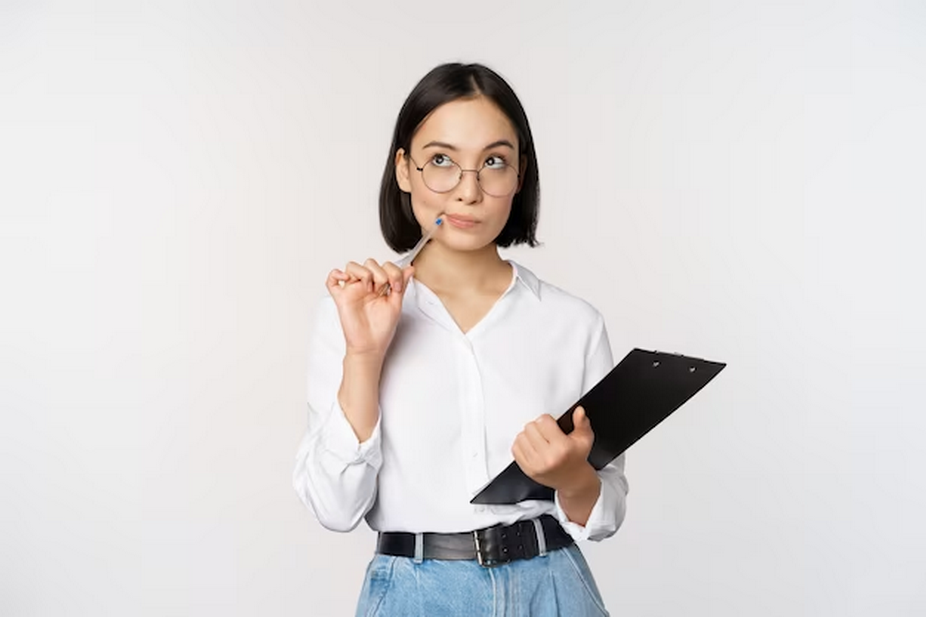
[{"x1": 376, "y1": 514, "x2": 574, "y2": 568}]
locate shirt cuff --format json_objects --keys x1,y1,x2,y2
[
  {"x1": 553, "y1": 475, "x2": 618, "y2": 542},
  {"x1": 320, "y1": 399, "x2": 383, "y2": 469}
]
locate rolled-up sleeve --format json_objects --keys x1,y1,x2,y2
[
  {"x1": 554, "y1": 312, "x2": 629, "y2": 542},
  {"x1": 292, "y1": 297, "x2": 382, "y2": 532}
]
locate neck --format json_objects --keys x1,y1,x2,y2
[{"x1": 411, "y1": 241, "x2": 509, "y2": 294}]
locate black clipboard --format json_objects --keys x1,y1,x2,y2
[{"x1": 470, "y1": 348, "x2": 726, "y2": 505}]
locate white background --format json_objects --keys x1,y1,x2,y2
[{"x1": 2, "y1": 1, "x2": 924, "y2": 615}]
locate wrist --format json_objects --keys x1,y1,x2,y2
[
  {"x1": 557, "y1": 463, "x2": 599, "y2": 500},
  {"x1": 344, "y1": 350, "x2": 385, "y2": 370}
]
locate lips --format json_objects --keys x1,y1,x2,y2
[{"x1": 445, "y1": 214, "x2": 479, "y2": 228}]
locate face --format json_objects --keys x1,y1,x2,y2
[{"x1": 395, "y1": 96, "x2": 523, "y2": 253}]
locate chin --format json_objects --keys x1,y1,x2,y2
[{"x1": 438, "y1": 234, "x2": 498, "y2": 253}]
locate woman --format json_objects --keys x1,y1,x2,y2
[{"x1": 293, "y1": 62, "x2": 628, "y2": 616}]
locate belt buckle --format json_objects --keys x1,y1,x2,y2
[{"x1": 473, "y1": 528, "x2": 509, "y2": 568}]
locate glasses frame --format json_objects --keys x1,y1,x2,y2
[{"x1": 407, "y1": 153, "x2": 521, "y2": 198}]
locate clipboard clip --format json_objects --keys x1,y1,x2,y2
[
  {"x1": 654, "y1": 349, "x2": 706, "y2": 361},
  {"x1": 653, "y1": 350, "x2": 704, "y2": 371}
]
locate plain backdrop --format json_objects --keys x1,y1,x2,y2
[{"x1": 2, "y1": 1, "x2": 924, "y2": 615}]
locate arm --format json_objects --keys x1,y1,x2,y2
[
  {"x1": 292, "y1": 298, "x2": 383, "y2": 532},
  {"x1": 293, "y1": 261, "x2": 414, "y2": 532}
]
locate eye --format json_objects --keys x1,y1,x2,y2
[
  {"x1": 430, "y1": 153, "x2": 454, "y2": 167},
  {"x1": 484, "y1": 155, "x2": 507, "y2": 169}
]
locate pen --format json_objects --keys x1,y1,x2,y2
[{"x1": 378, "y1": 213, "x2": 444, "y2": 297}]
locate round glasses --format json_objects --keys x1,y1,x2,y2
[{"x1": 408, "y1": 153, "x2": 520, "y2": 197}]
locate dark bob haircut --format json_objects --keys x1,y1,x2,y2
[{"x1": 379, "y1": 63, "x2": 540, "y2": 252}]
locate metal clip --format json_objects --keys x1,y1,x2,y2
[{"x1": 473, "y1": 530, "x2": 485, "y2": 566}]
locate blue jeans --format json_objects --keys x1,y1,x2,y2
[{"x1": 355, "y1": 544, "x2": 609, "y2": 617}]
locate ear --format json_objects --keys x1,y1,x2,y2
[
  {"x1": 516, "y1": 155, "x2": 528, "y2": 193},
  {"x1": 395, "y1": 148, "x2": 412, "y2": 193}
]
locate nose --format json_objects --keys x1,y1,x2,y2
[{"x1": 455, "y1": 168, "x2": 483, "y2": 204}]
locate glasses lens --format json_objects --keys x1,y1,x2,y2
[
  {"x1": 421, "y1": 161, "x2": 461, "y2": 193},
  {"x1": 479, "y1": 165, "x2": 519, "y2": 197},
  {"x1": 420, "y1": 159, "x2": 519, "y2": 196}
]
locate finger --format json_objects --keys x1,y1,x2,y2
[
  {"x1": 385, "y1": 266, "x2": 415, "y2": 304},
  {"x1": 344, "y1": 262, "x2": 374, "y2": 291},
  {"x1": 512, "y1": 439, "x2": 538, "y2": 475},
  {"x1": 511, "y1": 439, "x2": 527, "y2": 467},
  {"x1": 569, "y1": 407, "x2": 595, "y2": 451},
  {"x1": 513, "y1": 433, "x2": 538, "y2": 467},
  {"x1": 402, "y1": 265, "x2": 416, "y2": 287},
  {"x1": 573, "y1": 406, "x2": 594, "y2": 436},
  {"x1": 326, "y1": 269, "x2": 348, "y2": 291},
  {"x1": 363, "y1": 259, "x2": 390, "y2": 291},
  {"x1": 532, "y1": 414, "x2": 567, "y2": 444},
  {"x1": 380, "y1": 261, "x2": 403, "y2": 293},
  {"x1": 524, "y1": 421, "x2": 551, "y2": 452}
]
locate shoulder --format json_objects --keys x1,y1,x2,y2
[{"x1": 510, "y1": 260, "x2": 605, "y2": 333}]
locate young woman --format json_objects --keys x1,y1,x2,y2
[{"x1": 293, "y1": 63, "x2": 628, "y2": 616}]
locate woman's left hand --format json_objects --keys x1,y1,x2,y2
[{"x1": 511, "y1": 406, "x2": 597, "y2": 492}]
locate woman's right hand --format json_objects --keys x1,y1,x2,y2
[{"x1": 326, "y1": 259, "x2": 415, "y2": 359}]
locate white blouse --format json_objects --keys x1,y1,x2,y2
[{"x1": 292, "y1": 260, "x2": 628, "y2": 542}]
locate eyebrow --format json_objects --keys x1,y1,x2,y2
[{"x1": 421, "y1": 139, "x2": 515, "y2": 151}]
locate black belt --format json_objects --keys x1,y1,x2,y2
[{"x1": 376, "y1": 514, "x2": 574, "y2": 568}]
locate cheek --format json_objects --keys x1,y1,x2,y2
[
  {"x1": 408, "y1": 191, "x2": 446, "y2": 223},
  {"x1": 488, "y1": 199, "x2": 514, "y2": 228},
  {"x1": 408, "y1": 175, "x2": 442, "y2": 206}
]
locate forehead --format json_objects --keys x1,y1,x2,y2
[{"x1": 411, "y1": 96, "x2": 518, "y2": 151}]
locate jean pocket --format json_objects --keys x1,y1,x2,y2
[
  {"x1": 356, "y1": 555, "x2": 397, "y2": 617},
  {"x1": 560, "y1": 546, "x2": 610, "y2": 616}
]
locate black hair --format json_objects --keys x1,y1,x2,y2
[{"x1": 379, "y1": 63, "x2": 540, "y2": 252}]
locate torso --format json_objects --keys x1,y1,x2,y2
[{"x1": 369, "y1": 259, "x2": 608, "y2": 534}]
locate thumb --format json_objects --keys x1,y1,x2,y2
[
  {"x1": 388, "y1": 266, "x2": 415, "y2": 305},
  {"x1": 572, "y1": 406, "x2": 594, "y2": 440},
  {"x1": 402, "y1": 265, "x2": 415, "y2": 288}
]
